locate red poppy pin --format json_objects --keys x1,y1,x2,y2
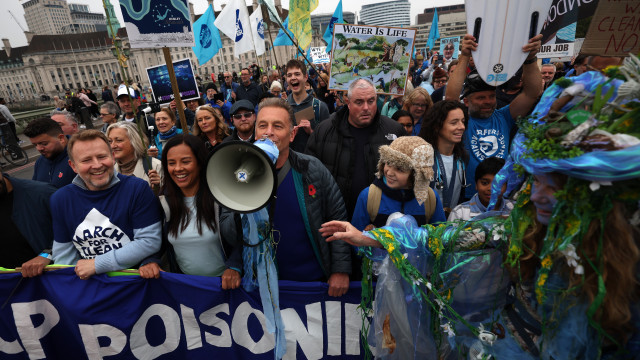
[
  {"x1": 58, "y1": 172, "x2": 63, "y2": 178},
  {"x1": 308, "y1": 184, "x2": 316, "y2": 198}
]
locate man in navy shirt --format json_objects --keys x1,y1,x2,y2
[
  {"x1": 51, "y1": 130, "x2": 162, "y2": 280},
  {"x1": 23, "y1": 118, "x2": 75, "y2": 188}
]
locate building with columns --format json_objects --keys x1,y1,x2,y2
[{"x1": 0, "y1": 0, "x2": 325, "y2": 101}]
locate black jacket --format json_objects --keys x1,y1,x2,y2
[
  {"x1": 305, "y1": 106, "x2": 406, "y2": 215},
  {"x1": 235, "y1": 81, "x2": 262, "y2": 106},
  {"x1": 219, "y1": 150, "x2": 351, "y2": 278}
]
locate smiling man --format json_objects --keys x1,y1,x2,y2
[
  {"x1": 285, "y1": 59, "x2": 329, "y2": 153},
  {"x1": 234, "y1": 67, "x2": 262, "y2": 106},
  {"x1": 220, "y1": 98, "x2": 352, "y2": 297},
  {"x1": 50, "y1": 130, "x2": 162, "y2": 280},
  {"x1": 24, "y1": 118, "x2": 75, "y2": 188}
]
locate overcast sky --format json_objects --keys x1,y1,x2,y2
[{"x1": 1, "y1": 0, "x2": 463, "y2": 49}]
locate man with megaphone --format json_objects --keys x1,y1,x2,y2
[{"x1": 219, "y1": 98, "x2": 352, "y2": 297}]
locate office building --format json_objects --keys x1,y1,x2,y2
[{"x1": 360, "y1": 0, "x2": 410, "y2": 28}]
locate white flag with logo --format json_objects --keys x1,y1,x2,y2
[
  {"x1": 250, "y1": 5, "x2": 266, "y2": 56},
  {"x1": 214, "y1": 0, "x2": 254, "y2": 58}
]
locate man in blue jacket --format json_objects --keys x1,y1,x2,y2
[
  {"x1": 0, "y1": 167, "x2": 57, "y2": 277},
  {"x1": 24, "y1": 118, "x2": 75, "y2": 188}
]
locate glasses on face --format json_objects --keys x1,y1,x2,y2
[
  {"x1": 445, "y1": 47, "x2": 454, "y2": 51},
  {"x1": 433, "y1": 78, "x2": 447, "y2": 84},
  {"x1": 412, "y1": 103, "x2": 428, "y2": 108},
  {"x1": 225, "y1": 75, "x2": 231, "y2": 78},
  {"x1": 99, "y1": 113, "x2": 111, "y2": 116},
  {"x1": 232, "y1": 111, "x2": 254, "y2": 120}
]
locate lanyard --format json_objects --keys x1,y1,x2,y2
[{"x1": 434, "y1": 151, "x2": 458, "y2": 209}]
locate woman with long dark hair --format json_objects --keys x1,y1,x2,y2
[
  {"x1": 138, "y1": 134, "x2": 241, "y2": 289},
  {"x1": 419, "y1": 100, "x2": 469, "y2": 214}
]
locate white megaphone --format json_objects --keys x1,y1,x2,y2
[{"x1": 206, "y1": 139, "x2": 278, "y2": 213}]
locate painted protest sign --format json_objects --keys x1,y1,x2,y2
[
  {"x1": 329, "y1": 24, "x2": 416, "y2": 95},
  {"x1": 539, "y1": 0, "x2": 598, "y2": 59},
  {"x1": 146, "y1": 59, "x2": 200, "y2": 105},
  {"x1": 310, "y1": 47, "x2": 330, "y2": 64},
  {"x1": 581, "y1": 0, "x2": 640, "y2": 56},
  {"x1": 0, "y1": 268, "x2": 366, "y2": 359},
  {"x1": 440, "y1": 36, "x2": 460, "y2": 61},
  {"x1": 119, "y1": 0, "x2": 194, "y2": 48}
]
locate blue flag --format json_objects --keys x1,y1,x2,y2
[
  {"x1": 426, "y1": 8, "x2": 440, "y2": 50},
  {"x1": 192, "y1": 4, "x2": 222, "y2": 65},
  {"x1": 273, "y1": 16, "x2": 294, "y2": 46},
  {"x1": 323, "y1": 0, "x2": 343, "y2": 54}
]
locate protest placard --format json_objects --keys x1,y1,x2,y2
[
  {"x1": 440, "y1": 37, "x2": 460, "y2": 61},
  {"x1": 146, "y1": 59, "x2": 200, "y2": 105},
  {"x1": 119, "y1": 0, "x2": 194, "y2": 48},
  {"x1": 329, "y1": 24, "x2": 416, "y2": 95},
  {"x1": 581, "y1": 0, "x2": 640, "y2": 56},
  {"x1": 310, "y1": 47, "x2": 330, "y2": 64}
]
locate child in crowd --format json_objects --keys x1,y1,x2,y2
[
  {"x1": 448, "y1": 157, "x2": 513, "y2": 221},
  {"x1": 391, "y1": 110, "x2": 414, "y2": 135},
  {"x1": 351, "y1": 136, "x2": 446, "y2": 231}
]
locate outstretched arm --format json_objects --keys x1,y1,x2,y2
[{"x1": 320, "y1": 220, "x2": 383, "y2": 248}]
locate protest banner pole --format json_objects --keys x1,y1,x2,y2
[
  {"x1": 162, "y1": 47, "x2": 189, "y2": 133},
  {"x1": 262, "y1": 5, "x2": 313, "y2": 70},
  {"x1": 261, "y1": 5, "x2": 279, "y2": 69}
]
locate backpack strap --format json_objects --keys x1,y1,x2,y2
[
  {"x1": 158, "y1": 195, "x2": 170, "y2": 221},
  {"x1": 366, "y1": 184, "x2": 383, "y2": 223},
  {"x1": 312, "y1": 98, "x2": 320, "y2": 127},
  {"x1": 424, "y1": 187, "x2": 436, "y2": 222}
]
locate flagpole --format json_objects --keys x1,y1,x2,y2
[
  {"x1": 262, "y1": 5, "x2": 314, "y2": 69},
  {"x1": 262, "y1": 5, "x2": 279, "y2": 69}
]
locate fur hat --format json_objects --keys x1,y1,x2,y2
[{"x1": 376, "y1": 136, "x2": 435, "y2": 205}]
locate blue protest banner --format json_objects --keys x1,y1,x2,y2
[{"x1": 0, "y1": 268, "x2": 367, "y2": 359}]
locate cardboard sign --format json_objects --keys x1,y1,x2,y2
[
  {"x1": 119, "y1": 0, "x2": 194, "y2": 48},
  {"x1": 146, "y1": 59, "x2": 200, "y2": 105},
  {"x1": 329, "y1": 24, "x2": 416, "y2": 96},
  {"x1": 310, "y1": 47, "x2": 330, "y2": 64},
  {"x1": 581, "y1": 0, "x2": 640, "y2": 56}
]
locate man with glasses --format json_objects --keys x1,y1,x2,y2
[
  {"x1": 222, "y1": 100, "x2": 256, "y2": 143},
  {"x1": 99, "y1": 102, "x2": 121, "y2": 133},
  {"x1": 446, "y1": 33, "x2": 543, "y2": 199},
  {"x1": 220, "y1": 72, "x2": 239, "y2": 105},
  {"x1": 235, "y1": 68, "x2": 262, "y2": 106}
]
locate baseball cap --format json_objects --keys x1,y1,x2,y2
[
  {"x1": 230, "y1": 100, "x2": 254, "y2": 115},
  {"x1": 462, "y1": 70, "x2": 496, "y2": 98},
  {"x1": 116, "y1": 86, "x2": 138, "y2": 99}
]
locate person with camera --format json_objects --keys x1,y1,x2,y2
[{"x1": 116, "y1": 86, "x2": 155, "y2": 139}]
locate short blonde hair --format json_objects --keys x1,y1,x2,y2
[
  {"x1": 106, "y1": 122, "x2": 149, "y2": 160},
  {"x1": 67, "y1": 130, "x2": 111, "y2": 162}
]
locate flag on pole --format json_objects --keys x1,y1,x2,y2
[
  {"x1": 250, "y1": 5, "x2": 266, "y2": 56},
  {"x1": 323, "y1": 0, "x2": 343, "y2": 54},
  {"x1": 258, "y1": 0, "x2": 284, "y2": 29},
  {"x1": 273, "y1": 16, "x2": 294, "y2": 46},
  {"x1": 426, "y1": 8, "x2": 440, "y2": 50},
  {"x1": 214, "y1": 0, "x2": 255, "y2": 58},
  {"x1": 288, "y1": 0, "x2": 318, "y2": 50},
  {"x1": 192, "y1": 4, "x2": 222, "y2": 65}
]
